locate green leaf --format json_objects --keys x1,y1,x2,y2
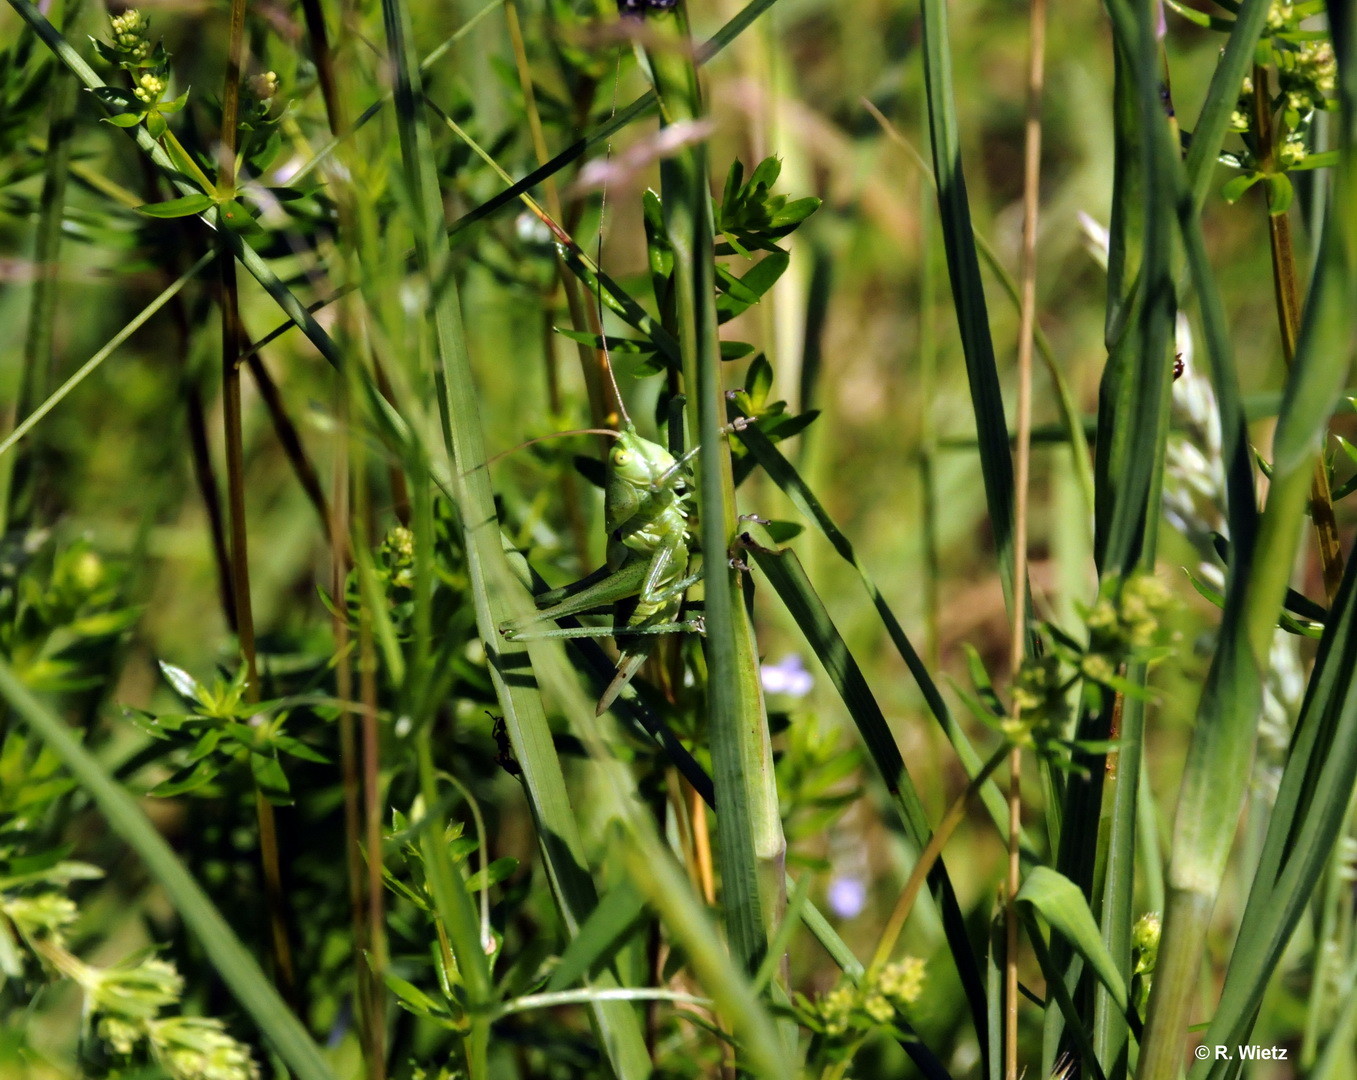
[
  {"x1": 1016, "y1": 867, "x2": 1134, "y2": 1026},
  {"x1": 159, "y1": 87, "x2": 189, "y2": 113},
  {"x1": 1265, "y1": 171, "x2": 1294, "y2": 215},
  {"x1": 1220, "y1": 170, "x2": 1265, "y2": 203},
  {"x1": 136, "y1": 193, "x2": 214, "y2": 218},
  {"x1": 148, "y1": 759, "x2": 221, "y2": 797},
  {"x1": 1287, "y1": 149, "x2": 1339, "y2": 171},
  {"x1": 103, "y1": 111, "x2": 144, "y2": 128},
  {"x1": 464, "y1": 856, "x2": 518, "y2": 892},
  {"x1": 546, "y1": 880, "x2": 648, "y2": 992},
  {"x1": 384, "y1": 973, "x2": 447, "y2": 1018}
]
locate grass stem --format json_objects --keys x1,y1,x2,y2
[{"x1": 1251, "y1": 65, "x2": 1344, "y2": 603}]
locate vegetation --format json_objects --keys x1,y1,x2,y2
[{"x1": 1, "y1": 0, "x2": 1355, "y2": 1077}]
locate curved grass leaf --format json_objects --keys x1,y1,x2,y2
[
  {"x1": 746, "y1": 536, "x2": 989, "y2": 1056},
  {"x1": 1017, "y1": 867, "x2": 1139, "y2": 1054},
  {"x1": 735, "y1": 423, "x2": 1016, "y2": 836},
  {"x1": 1194, "y1": 534, "x2": 1357, "y2": 1076},
  {"x1": 917, "y1": 0, "x2": 1019, "y2": 634}
]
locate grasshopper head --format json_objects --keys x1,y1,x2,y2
[{"x1": 609, "y1": 425, "x2": 676, "y2": 491}]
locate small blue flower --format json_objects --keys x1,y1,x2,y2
[
  {"x1": 827, "y1": 876, "x2": 867, "y2": 919},
  {"x1": 761, "y1": 654, "x2": 813, "y2": 698}
]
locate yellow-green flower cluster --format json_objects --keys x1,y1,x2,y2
[
  {"x1": 1280, "y1": 41, "x2": 1337, "y2": 115},
  {"x1": 134, "y1": 71, "x2": 167, "y2": 104},
  {"x1": 71, "y1": 955, "x2": 260, "y2": 1080},
  {"x1": 1005, "y1": 652, "x2": 1068, "y2": 746},
  {"x1": 1279, "y1": 131, "x2": 1307, "y2": 166},
  {"x1": 1080, "y1": 573, "x2": 1177, "y2": 686},
  {"x1": 1228, "y1": 73, "x2": 1254, "y2": 134},
  {"x1": 1266, "y1": 0, "x2": 1294, "y2": 31},
  {"x1": 1, "y1": 891, "x2": 78, "y2": 945},
  {"x1": 380, "y1": 525, "x2": 416, "y2": 591},
  {"x1": 1131, "y1": 911, "x2": 1161, "y2": 977},
  {"x1": 242, "y1": 70, "x2": 282, "y2": 125},
  {"x1": 876, "y1": 957, "x2": 926, "y2": 1011},
  {"x1": 109, "y1": 9, "x2": 152, "y2": 61},
  {"x1": 249, "y1": 71, "x2": 279, "y2": 102},
  {"x1": 150, "y1": 1015, "x2": 262, "y2": 1080},
  {"x1": 81, "y1": 955, "x2": 184, "y2": 1020},
  {"x1": 804, "y1": 958, "x2": 926, "y2": 1042}
]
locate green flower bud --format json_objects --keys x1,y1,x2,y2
[
  {"x1": 1279, "y1": 134, "x2": 1307, "y2": 167},
  {"x1": 134, "y1": 72, "x2": 167, "y2": 104},
  {"x1": 1081, "y1": 653, "x2": 1115, "y2": 684},
  {"x1": 817, "y1": 981, "x2": 857, "y2": 1038},
  {"x1": 149, "y1": 1016, "x2": 260, "y2": 1080},
  {"x1": 85, "y1": 956, "x2": 183, "y2": 1020},
  {"x1": 1132, "y1": 912, "x2": 1161, "y2": 976},
  {"x1": 97, "y1": 1015, "x2": 145, "y2": 1056},
  {"x1": 1266, "y1": 0, "x2": 1294, "y2": 31},
  {"x1": 2, "y1": 891, "x2": 78, "y2": 941}
]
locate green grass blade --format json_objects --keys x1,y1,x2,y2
[
  {"x1": 649, "y1": 10, "x2": 785, "y2": 976},
  {"x1": 0, "y1": 660, "x2": 335, "y2": 1080},
  {"x1": 1095, "y1": 0, "x2": 1178, "y2": 578},
  {"x1": 1193, "y1": 534, "x2": 1357, "y2": 1074},
  {"x1": 1140, "y1": 28, "x2": 1357, "y2": 1071},
  {"x1": 917, "y1": 0, "x2": 1020, "y2": 625}
]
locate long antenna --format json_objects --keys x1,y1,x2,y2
[
  {"x1": 485, "y1": 428, "x2": 621, "y2": 468},
  {"x1": 596, "y1": 46, "x2": 632, "y2": 430}
]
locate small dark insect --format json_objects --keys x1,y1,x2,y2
[
  {"x1": 492, "y1": 714, "x2": 522, "y2": 777},
  {"x1": 1173, "y1": 352, "x2": 1185, "y2": 380},
  {"x1": 617, "y1": 0, "x2": 679, "y2": 15},
  {"x1": 1159, "y1": 81, "x2": 1176, "y2": 120}
]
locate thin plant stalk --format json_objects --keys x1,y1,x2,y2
[
  {"x1": 1251, "y1": 64, "x2": 1344, "y2": 603},
  {"x1": 1004, "y1": 0, "x2": 1046, "y2": 1073},
  {"x1": 870, "y1": 744, "x2": 1010, "y2": 975},
  {"x1": 216, "y1": 0, "x2": 296, "y2": 1001},
  {"x1": 503, "y1": 0, "x2": 600, "y2": 568}
]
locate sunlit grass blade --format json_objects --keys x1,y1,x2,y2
[
  {"x1": 377, "y1": 0, "x2": 653, "y2": 1073},
  {"x1": 648, "y1": 9, "x2": 785, "y2": 978},
  {"x1": 0, "y1": 660, "x2": 335, "y2": 1080}
]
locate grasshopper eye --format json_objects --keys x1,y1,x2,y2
[{"x1": 612, "y1": 448, "x2": 631, "y2": 466}]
